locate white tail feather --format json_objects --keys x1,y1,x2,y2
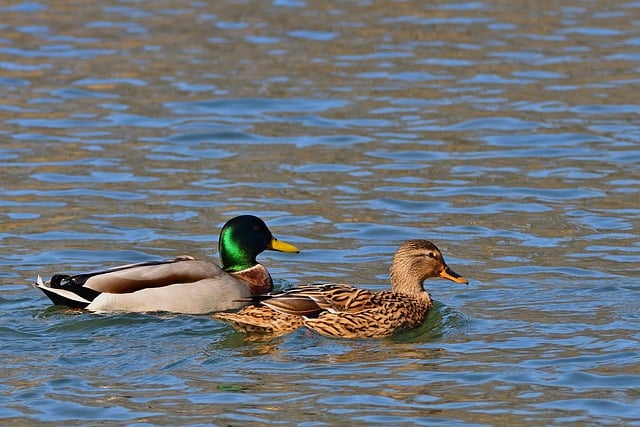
[{"x1": 34, "y1": 275, "x2": 91, "y2": 304}]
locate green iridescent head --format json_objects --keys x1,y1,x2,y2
[{"x1": 218, "y1": 215, "x2": 299, "y2": 272}]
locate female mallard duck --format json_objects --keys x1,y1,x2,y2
[
  {"x1": 34, "y1": 215, "x2": 299, "y2": 314},
  {"x1": 214, "y1": 239, "x2": 468, "y2": 338}
]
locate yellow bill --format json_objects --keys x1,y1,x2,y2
[{"x1": 268, "y1": 237, "x2": 300, "y2": 254}]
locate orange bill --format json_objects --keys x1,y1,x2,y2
[{"x1": 439, "y1": 266, "x2": 469, "y2": 284}]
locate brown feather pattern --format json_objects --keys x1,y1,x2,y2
[{"x1": 214, "y1": 239, "x2": 468, "y2": 339}]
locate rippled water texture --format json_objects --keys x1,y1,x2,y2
[{"x1": 1, "y1": 0, "x2": 639, "y2": 425}]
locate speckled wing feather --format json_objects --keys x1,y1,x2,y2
[
  {"x1": 303, "y1": 292, "x2": 432, "y2": 338},
  {"x1": 259, "y1": 283, "x2": 376, "y2": 314}
]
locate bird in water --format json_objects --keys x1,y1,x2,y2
[
  {"x1": 214, "y1": 239, "x2": 468, "y2": 338},
  {"x1": 34, "y1": 215, "x2": 299, "y2": 314}
]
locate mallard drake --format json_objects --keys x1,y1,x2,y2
[
  {"x1": 34, "y1": 215, "x2": 299, "y2": 314},
  {"x1": 214, "y1": 239, "x2": 468, "y2": 338}
]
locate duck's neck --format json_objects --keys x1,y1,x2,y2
[
  {"x1": 219, "y1": 238, "x2": 258, "y2": 273},
  {"x1": 229, "y1": 264, "x2": 274, "y2": 295},
  {"x1": 390, "y1": 267, "x2": 431, "y2": 302}
]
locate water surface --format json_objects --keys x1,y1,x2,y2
[{"x1": 1, "y1": 0, "x2": 639, "y2": 425}]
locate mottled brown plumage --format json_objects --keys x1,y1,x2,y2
[{"x1": 214, "y1": 240, "x2": 468, "y2": 338}]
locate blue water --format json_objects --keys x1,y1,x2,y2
[{"x1": 1, "y1": 0, "x2": 639, "y2": 425}]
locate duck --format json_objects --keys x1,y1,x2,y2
[
  {"x1": 214, "y1": 239, "x2": 468, "y2": 338},
  {"x1": 33, "y1": 215, "x2": 300, "y2": 314}
]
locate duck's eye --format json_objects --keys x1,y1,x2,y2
[{"x1": 425, "y1": 252, "x2": 437, "y2": 259}]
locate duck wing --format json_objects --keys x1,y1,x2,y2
[
  {"x1": 253, "y1": 283, "x2": 375, "y2": 316},
  {"x1": 77, "y1": 258, "x2": 223, "y2": 293},
  {"x1": 304, "y1": 294, "x2": 431, "y2": 338}
]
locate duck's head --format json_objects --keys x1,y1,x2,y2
[
  {"x1": 218, "y1": 215, "x2": 299, "y2": 272},
  {"x1": 389, "y1": 239, "x2": 468, "y2": 295}
]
